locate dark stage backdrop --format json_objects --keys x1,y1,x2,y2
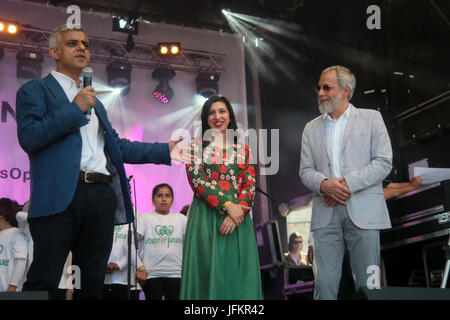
[{"x1": 249, "y1": 0, "x2": 450, "y2": 250}]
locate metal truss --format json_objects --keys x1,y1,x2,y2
[{"x1": 0, "y1": 26, "x2": 226, "y2": 74}]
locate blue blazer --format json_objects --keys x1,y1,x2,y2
[{"x1": 16, "y1": 73, "x2": 171, "y2": 224}]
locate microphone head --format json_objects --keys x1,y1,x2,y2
[{"x1": 82, "y1": 67, "x2": 93, "y2": 76}]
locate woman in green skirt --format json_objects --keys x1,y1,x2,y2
[{"x1": 180, "y1": 95, "x2": 262, "y2": 300}]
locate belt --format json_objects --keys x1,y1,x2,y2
[{"x1": 78, "y1": 170, "x2": 112, "y2": 184}]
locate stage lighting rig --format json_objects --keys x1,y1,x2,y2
[
  {"x1": 124, "y1": 32, "x2": 135, "y2": 53},
  {"x1": 0, "y1": 20, "x2": 19, "y2": 35},
  {"x1": 16, "y1": 50, "x2": 43, "y2": 80},
  {"x1": 106, "y1": 61, "x2": 132, "y2": 96},
  {"x1": 112, "y1": 16, "x2": 139, "y2": 35},
  {"x1": 156, "y1": 42, "x2": 182, "y2": 56},
  {"x1": 152, "y1": 68, "x2": 176, "y2": 104},
  {"x1": 195, "y1": 72, "x2": 220, "y2": 98}
]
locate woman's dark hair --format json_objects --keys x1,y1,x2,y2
[
  {"x1": 200, "y1": 95, "x2": 238, "y2": 145},
  {"x1": 288, "y1": 232, "x2": 303, "y2": 252},
  {"x1": 0, "y1": 198, "x2": 21, "y2": 228},
  {"x1": 152, "y1": 183, "x2": 174, "y2": 200}
]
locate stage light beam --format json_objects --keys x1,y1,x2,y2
[{"x1": 222, "y1": 9, "x2": 303, "y2": 83}]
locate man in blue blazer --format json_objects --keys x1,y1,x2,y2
[{"x1": 16, "y1": 24, "x2": 188, "y2": 299}]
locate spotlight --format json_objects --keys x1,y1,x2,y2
[
  {"x1": 8, "y1": 24, "x2": 17, "y2": 34},
  {"x1": 156, "y1": 42, "x2": 181, "y2": 56},
  {"x1": 0, "y1": 20, "x2": 19, "y2": 34},
  {"x1": 106, "y1": 61, "x2": 132, "y2": 96},
  {"x1": 16, "y1": 50, "x2": 44, "y2": 80},
  {"x1": 112, "y1": 16, "x2": 139, "y2": 35},
  {"x1": 152, "y1": 68, "x2": 176, "y2": 104},
  {"x1": 171, "y1": 46, "x2": 179, "y2": 55},
  {"x1": 195, "y1": 72, "x2": 220, "y2": 98},
  {"x1": 160, "y1": 46, "x2": 168, "y2": 55}
]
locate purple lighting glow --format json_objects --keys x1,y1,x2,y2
[{"x1": 153, "y1": 91, "x2": 170, "y2": 104}]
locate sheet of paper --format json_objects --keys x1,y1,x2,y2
[
  {"x1": 408, "y1": 158, "x2": 428, "y2": 180},
  {"x1": 413, "y1": 167, "x2": 450, "y2": 185}
]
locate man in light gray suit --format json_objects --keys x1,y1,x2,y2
[{"x1": 299, "y1": 65, "x2": 392, "y2": 300}]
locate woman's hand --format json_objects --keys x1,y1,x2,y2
[
  {"x1": 136, "y1": 268, "x2": 147, "y2": 285},
  {"x1": 220, "y1": 216, "x2": 237, "y2": 235},
  {"x1": 225, "y1": 203, "x2": 250, "y2": 226}
]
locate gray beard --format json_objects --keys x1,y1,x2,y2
[{"x1": 318, "y1": 93, "x2": 342, "y2": 114}]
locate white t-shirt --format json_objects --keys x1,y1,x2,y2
[
  {"x1": 137, "y1": 211, "x2": 187, "y2": 279},
  {"x1": 104, "y1": 224, "x2": 143, "y2": 286},
  {"x1": 0, "y1": 228, "x2": 28, "y2": 291}
]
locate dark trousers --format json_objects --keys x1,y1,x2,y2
[
  {"x1": 143, "y1": 278, "x2": 181, "y2": 300},
  {"x1": 103, "y1": 284, "x2": 129, "y2": 300},
  {"x1": 23, "y1": 181, "x2": 117, "y2": 300}
]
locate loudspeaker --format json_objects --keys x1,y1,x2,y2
[
  {"x1": 351, "y1": 287, "x2": 450, "y2": 300},
  {"x1": 0, "y1": 291, "x2": 49, "y2": 300}
]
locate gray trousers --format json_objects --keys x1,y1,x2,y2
[{"x1": 312, "y1": 204, "x2": 380, "y2": 300}]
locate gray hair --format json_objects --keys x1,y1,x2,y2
[
  {"x1": 321, "y1": 65, "x2": 356, "y2": 100},
  {"x1": 49, "y1": 24, "x2": 86, "y2": 49}
]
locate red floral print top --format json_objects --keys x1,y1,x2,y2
[{"x1": 186, "y1": 138, "x2": 256, "y2": 214}]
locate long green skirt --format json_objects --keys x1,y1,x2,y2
[{"x1": 180, "y1": 197, "x2": 263, "y2": 300}]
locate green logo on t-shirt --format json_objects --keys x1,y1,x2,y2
[
  {"x1": 144, "y1": 225, "x2": 182, "y2": 248},
  {"x1": 0, "y1": 259, "x2": 9, "y2": 267},
  {"x1": 155, "y1": 225, "x2": 174, "y2": 237}
]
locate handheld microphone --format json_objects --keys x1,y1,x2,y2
[{"x1": 81, "y1": 67, "x2": 93, "y2": 120}]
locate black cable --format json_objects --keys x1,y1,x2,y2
[{"x1": 255, "y1": 186, "x2": 276, "y2": 202}]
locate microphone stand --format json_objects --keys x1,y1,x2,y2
[
  {"x1": 127, "y1": 219, "x2": 132, "y2": 300},
  {"x1": 126, "y1": 177, "x2": 139, "y2": 300}
]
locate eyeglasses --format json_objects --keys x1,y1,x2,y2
[{"x1": 314, "y1": 84, "x2": 335, "y2": 93}]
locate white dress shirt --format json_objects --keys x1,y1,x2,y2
[
  {"x1": 324, "y1": 104, "x2": 352, "y2": 178},
  {"x1": 51, "y1": 70, "x2": 109, "y2": 175}
]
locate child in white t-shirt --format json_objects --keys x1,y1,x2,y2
[
  {"x1": 0, "y1": 198, "x2": 28, "y2": 292},
  {"x1": 136, "y1": 184, "x2": 187, "y2": 300}
]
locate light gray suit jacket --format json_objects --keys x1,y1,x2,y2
[{"x1": 299, "y1": 106, "x2": 393, "y2": 231}]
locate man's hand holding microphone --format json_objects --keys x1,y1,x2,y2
[
  {"x1": 74, "y1": 66, "x2": 95, "y2": 119},
  {"x1": 73, "y1": 85, "x2": 96, "y2": 114}
]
